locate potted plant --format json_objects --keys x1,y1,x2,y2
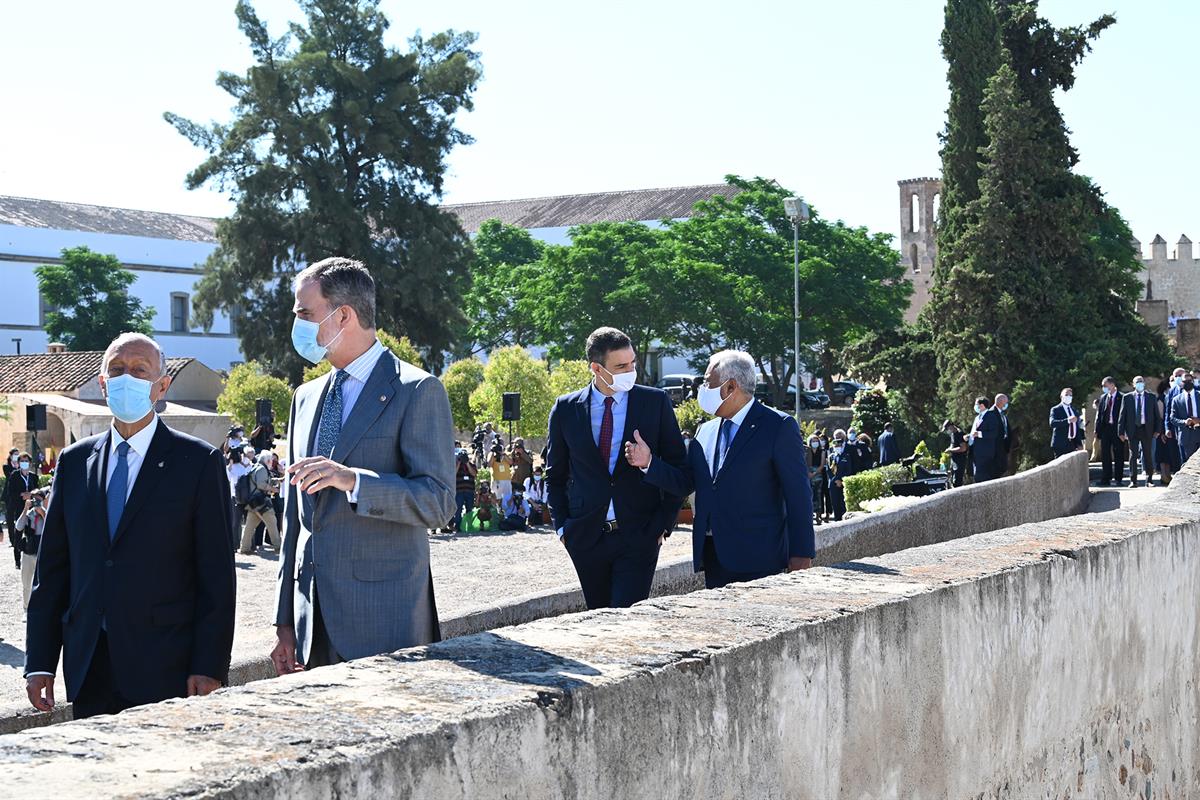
[{"x1": 677, "y1": 493, "x2": 694, "y2": 525}]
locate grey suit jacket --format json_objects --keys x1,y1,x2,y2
[{"x1": 274, "y1": 348, "x2": 456, "y2": 663}]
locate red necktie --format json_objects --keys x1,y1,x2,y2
[{"x1": 598, "y1": 396, "x2": 615, "y2": 471}]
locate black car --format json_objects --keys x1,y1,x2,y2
[
  {"x1": 753, "y1": 384, "x2": 829, "y2": 411},
  {"x1": 830, "y1": 381, "x2": 866, "y2": 407},
  {"x1": 655, "y1": 374, "x2": 698, "y2": 406}
]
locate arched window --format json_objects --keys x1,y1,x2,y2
[
  {"x1": 910, "y1": 243, "x2": 920, "y2": 273},
  {"x1": 910, "y1": 194, "x2": 921, "y2": 233},
  {"x1": 932, "y1": 192, "x2": 941, "y2": 227}
]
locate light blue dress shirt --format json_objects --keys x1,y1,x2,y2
[{"x1": 589, "y1": 384, "x2": 627, "y2": 521}]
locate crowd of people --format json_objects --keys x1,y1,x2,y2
[{"x1": 448, "y1": 431, "x2": 548, "y2": 532}]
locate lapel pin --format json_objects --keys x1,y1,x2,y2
[
  {"x1": 158, "y1": 461, "x2": 164, "y2": 468},
  {"x1": 380, "y1": 395, "x2": 386, "y2": 402}
]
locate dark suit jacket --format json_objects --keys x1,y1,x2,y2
[
  {"x1": 546, "y1": 384, "x2": 687, "y2": 551},
  {"x1": 643, "y1": 401, "x2": 814, "y2": 573},
  {"x1": 5, "y1": 469, "x2": 37, "y2": 511},
  {"x1": 1170, "y1": 390, "x2": 1200, "y2": 451},
  {"x1": 970, "y1": 409, "x2": 1001, "y2": 467},
  {"x1": 877, "y1": 431, "x2": 899, "y2": 466},
  {"x1": 1049, "y1": 404, "x2": 1084, "y2": 455},
  {"x1": 1095, "y1": 392, "x2": 1124, "y2": 434},
  {"x1": 25, "y1": 421, "x2": 236, "y2": 705},
  {"x1": 1118, "y1": 391, "x2": 1161, "y2": 437}
]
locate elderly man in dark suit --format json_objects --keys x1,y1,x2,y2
[
  {"x1": 968, "y1": 396, "x2": 1002, "y2": 482},
  {"x1": 629, "y1": 349, "x2": 814, "y2": 589},
  {"x1": 1169, "y1": 371, "x2": 1200, "y2": 465},
  {"x1": 273, "y1": 258, "x2": 455, "y2": 674},
  {"x1": 545, "y1": 327, "x2": 687, "y2": 609},
  {"x1": 24, "y1": 333, "x2": 235, "y2": 719},
  {"x1": 1118, "y1": 374, "x2": 1161, "y2": 486}
]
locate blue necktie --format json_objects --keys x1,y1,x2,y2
[
  {"x1": 317, "y1": 370, "x2": 350, "y2": 458},
  {"x1": 107, "y1": 441, "x2": 130, "y2": 541},
  {"x1": 712, "y1": 419, "x2": 732, "y2": 476}
]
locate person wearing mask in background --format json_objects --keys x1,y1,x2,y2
[
  {"x1": 490, "y1": 445, "x2": 513, "y2": 500},
  {"x1": 968, "y1": 396, "x2": 1001, "y2": 483},
  {"x1": 855, "y1": 433, "x2": 875, "y2": 471},
  {"x1": 1155, "y1": 375, "x2": 1181, "y2": 486},
  {"x1": 524, "y1": 465, "x2": 548, "y2": 527},
  {"x1": 225, "y1": 426, "x2": 246, "y2": 457},
  {"x1": 451, "y1": 449, "x2": 477, "y2": 533},
  {"x1": 1050, "y1": 388, "x2": 1085, "y2": 458},
  {"x1": 807, "y1": 434, "x2": 826, "y2": 526},
  {"x1": 818, "y1": 431, "x2": 834, "y2": 521},
  {"x1": 1162, "y1": 367, "x2": 1186, "y2": 461},
  {"x1": 226, "y1": 449, "x2": 249, "y2": 550},
  {"x1": 5, "y1": 452, "x2": 37, "y2": 569},
  {"x1": 238, "y1": 453, "x2": 280, "y2": 555},
  {"x1": 993, "y1": 393, "x2": 1012, "y2": 478},
  {"x1": 241, "y1": 446, "x2": 257, "y2": 468},
  {"x1": 15, "y1": 488, "x2": 49, "y2": 609},
  {"x1": 1095, "y1": 376, "x2": 1126, "y2": 486},
  {"x1": 845, "y1": 428, "x2": 863, "y2": 472},
  {"x1": 499, "y1": 487, "x2": 530, "y2": 532},
  {"x1": 942, "y1": 420, "x2": 969, "y2": 488},
  {"x1": 510, "y1": 438, "x2": 533, "y2": 491},
  {"x1": 1119, "y1": 374, "x2": 1160, "y2": 487},
  {"x1": 877, "y1": 423, "x2": 899, "y2": 467},
  {"x1": 3, "y1": 448, "x2": 18, "y2": 480},
  {"x1": 1170, "y1": 370, "x2": 1200, "y2": 464},
  {"x1": 546, "y1": 327, "x2": 687, "y2": 608},
  {"x1": 681, "y1": 430, "x2": 694, "y2": 451},
  {"x1": 828, "y1": 430, "x2": 856, "y2": 521},
  {"x1": 630, "y1": 349, "x2": 813, "y2": 589}
]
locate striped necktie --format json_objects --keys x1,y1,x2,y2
[{"x1": 317, "y1": 370, "x2": 350, "y2": 458}]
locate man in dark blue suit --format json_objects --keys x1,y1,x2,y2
[
  {"x1": 969, "y1": 396, "x2": 1002, "y2": 482},
  {"x1": 545, "y1": 327, "x2": 687, "y2": 609},
  {"x1": 24, "y1": 333, "x2": 235, "y2": 719},
  {"x1": 877, "y1": 423, "x2": 900, "y2": 467},
  {"x1": 1170, "y1": 371, "x2": 1200, "y2": 465},
  {"x1": 1049, "y1": 387, "x2": 1085, "y2": 458},
  {"x1": 1095, "y1": 376, "x2": 1126, "y2": 486},
  {"x1": 629, "y1": 349, "x2": 814, "y2": 589}
]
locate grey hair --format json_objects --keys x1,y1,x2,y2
[
  {"x1": 295, "y1": 257, "x2": 376, "y2": 329},
  {"x1": 707, "y1": 350, "x2": 757, "y2": 394},
  {"x1": 102, "y1": 333, "x2": 166, "y2": 377},
  {"x1": 833, "y1": 429, "x2": 847, "y2": 439}
]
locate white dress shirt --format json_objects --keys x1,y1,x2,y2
[
  {"x1": 314, "y1": 339, "x2": 387, "y2": 503},
  {"x1": 696, "y1": 399, "x2": 755, "y2": 537},
  {"x1": 108, "y1": 415, "x2": 159, "y2": 499}
]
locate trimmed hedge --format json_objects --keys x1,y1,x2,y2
[{"x1": 843, "y1": 463, "x2": 911, "y2": 513}]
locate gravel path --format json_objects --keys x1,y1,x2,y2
[{"x1": 0, "y1": 522, "x2": 692, "y2": 715}]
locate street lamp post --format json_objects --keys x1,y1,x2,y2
[{"x1": 783, "y1": 197, "x2": 810, "y2": 423}]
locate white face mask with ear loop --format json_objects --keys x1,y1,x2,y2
[
  {"x1": 697, "y1": 382, "x2": 728, "y2": 415},
  {"x1": 595, "y1": 365, "x2": 636, "y2": 394}
]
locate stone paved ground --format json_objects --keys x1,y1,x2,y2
[{"x1": 0, "y1": 520, "x2": 692, "y2": 714}]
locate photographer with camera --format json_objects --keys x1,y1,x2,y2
[
  {"x1": 450, "y1": 448, "x2": 477, "y2": 532},
  {"x1": 489, "y1": 441, "x2": 513, "y2": 499},
  {"x1": 224, "y1": 425, "x2": 246, "y2": 457},
  {"x1": 15, "y1": 487, "x2": 50, "y2": 609},
  {"x1": 524, "y1": 465, "x2": 548, "y2": 527},
  {"x1": 238, "y1": 453, "x2": 280, "y2": 555}
]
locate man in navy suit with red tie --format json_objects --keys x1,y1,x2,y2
[
  {"x1": 627, "y1": 349, "x2": 815, "y2": 589},
  {"x1": 1095, "y1": 376, "x2": 1126, "y2": 486},
  {"x1": 545, "y1": 327, "x2": 688, "y2": 609}
]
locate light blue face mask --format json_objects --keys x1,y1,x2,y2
[
  {"x1": 291, "y1": 307, "x2": 344, "y2": 364},
  {"x1": 105, "y1": 374, "x2": 155, "y2": 424}
]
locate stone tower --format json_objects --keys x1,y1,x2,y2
[{"x1": 898, "y1": 177, "x2": 942, "y2": 322}]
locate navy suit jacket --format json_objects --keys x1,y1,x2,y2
[
  {"x1": 970, "y1": 408, "x2": 1001, "y2": 465},
  {"x1": 1049, "y1": 404, "x2": 1084, "y2": 455},
  {"x1": 643, "y1": 401, "x2": 815, "y2": 574},
  {"x1": 1170, "y1": 390, "x2": 1200, "y2": 452},
  {"x1": 545, "y1": 384, "x2": 687, "y2": 551},
  {"x1": 877, "y1": 431, "x2": 900, "y2": 466},
  {"x1": 24, "y1": 422, "x2": 236, "y2": 705},
  {"x1": 1118, "y1": 391, "x2": 1161, "y2": 437}
]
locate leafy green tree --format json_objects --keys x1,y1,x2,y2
[
  {"x1": 850, "y1": 388, "x2": 890, "y2": 438},
  {"x1": 841, "y1": 322, "x2": 944, "y2": 445},
  {"x1": 461, "y1": 219, "x2": 545, "y2": 355},
  {"x1": 301, "y1": 330, "x2": 423, "y2": 383},
  {"x1": 674, "y1": 398, "x2": 711, "y2": 436},
  {"x1": 469, "y1": 346, "x2": 552, "y2": 439},
  {"x1": 548, "y1": 359, "x2": 593, "y2": 399},
  {"x1": 166, "y1": 0, "x2": 481, "y2": 382},
  {"x1": 218, "y1": 362, "x2": 293, "y2": 434},
  {"x1": 36, "y1": 247, "x2": 155, "y2": 350},
  {"x1": 526, "y1": 222, "x2": 680, "y2": 382},
  {"x1": 441, "y1": 357, "x2": 484, "y2": 432},
  {"x1": 667, "y1": 176, "x2": 910, "y2": 402}
]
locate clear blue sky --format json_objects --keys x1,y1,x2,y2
[{"x1": 1, "y1": 0, "x2": 1193, "y2": 252}]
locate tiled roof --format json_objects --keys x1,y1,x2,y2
[
  {"x1": 0, "y1": 351, "x2": 193, "y2": 393},
  {"x1": 0, "y1": 183, "x2": 740, "y2": 243},
  {"x1": 0, "y1": 195, "x2": 219, "y2": 243},
  {"x1": 443, "y1": 183, "x2": 741, "y2": 234}
]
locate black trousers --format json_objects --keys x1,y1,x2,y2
[
  {"x1": 72, "y1": 632, "x2": 136, "y2": 720},
  {"x1": 1098, "y1": 428, "x2": 1126, "y2": 482},
  {"x1": 564, "y1": 524, "x2": 661, "y2": 609},
  {"x1": 1127, "y1": 426, "x2": 1154, "y2": 482},
  {"x1": 6, "y1": 510, "x2": 21, "y2": 568},
  {"x1": 702, "y1": 537, "x2": 779, "y2": 590},
  {"x1": 830, "y1": 482, "x2": 846, "y2": 521}
]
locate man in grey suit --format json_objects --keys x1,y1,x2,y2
[{"x1": 272, "y1": 257, "x2": 456, "y2": 674}]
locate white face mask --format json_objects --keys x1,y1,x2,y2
[
  {"x1": 1063, "y1": 396, "x2": 1073, "y2": 406},
  {"x1": 697, "y1": 383, "x2": 727, "y2": 415},
  {"x1": 595, "y1": 365, "x2": 636, "y2": 394}
]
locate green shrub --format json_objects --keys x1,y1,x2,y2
[
  {"x1": 842, "y1": 463, "x2": 911, "y2": 512},
  {"x1": 549, "y1": 359, "x2": 593, "y2": 398},
  {"x1": 217, "y1": 362, "x2": 294, "y2": 435},
  {"x1": 469, "y1": 346, "x2": 552, "y2": 438},
  {"x1": 442, "y1": 358, "x2": 485, "y2": 432},
  {"x1": 911, "y1": 439, "x2": 940, "y2": 472},
  {"x1": 850, "y1": 388, "x2": 890, "y2": 437},
  {"x1": 675, "y1": 399, "x2": 710, "y2": 435}
]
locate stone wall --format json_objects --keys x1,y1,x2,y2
[{"x1": 0, "y1": 456, "x2": 1192, "y2": 798}]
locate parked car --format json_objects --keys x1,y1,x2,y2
[
  {"x1": 798, "y1": 390, "x2": 831, "y2": 409},
  {"x1": 656, "y1": 374, "x2": 698, "y2": 406},
  {"x1": 830, "y1": 380, "x2": 866, "y2": 407},
  {"x1": 754, "y1": 383, "x2": 829, "y2": 411}
]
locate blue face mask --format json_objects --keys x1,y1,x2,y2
[
  {"x1": 1135, "y1": 382, "x2": 1145, "y2": 392},
  {"x1": 291, "y1": 307, "x2": 344, "y2": 364},
  {"x1": 105, "y1": 374, "x2": 155, "y2": 424}
]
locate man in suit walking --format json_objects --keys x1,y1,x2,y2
[
  {"x1": 876, "y1": 423, "x2": 900, "y2": 467},
  {"x1": 993, "y1": 393, "x2": 1012, "y2": 477},
  {"x1": 969, "y1": 396, "x2": 1001, "y2": 482},
  {"x1": 1170, "y1": 371, "x2": 1200, "y2": 465},
  {"x1": 272, "y1": 258, "x2": 455, "y2": 674},
  {"x1": 1162, "y1": 367, "x2": 1186, "y2": 459},
  {"x1": 545, "y1": 327, "x2": 687, "y2": 609},
  {"x1": 1095, "y1": 376, "x2": 1126, "y2": 486},
  {"x1": 1049, "y1": 388, "x2": 1085, "y2": 458},
  {"x1": 629, "y1": 350, "x2": 813, "y2": 589},
  {"x1": 24, "y1": 333, "x2": 235, "y2": 719},
  {"x1": 1119, "y1": 375, "x2": 1160, "y2": 487}
]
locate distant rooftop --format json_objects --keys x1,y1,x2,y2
[
  {"x1": 0, "y1": 183, "x2": 740, "y2": 243},
  {"x1": 0, "y1": 351, "x2": 193, "y2": 393}
]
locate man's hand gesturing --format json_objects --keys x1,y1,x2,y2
[{"x1": 623, "y1": 430, "x2": 652, "y2": 469}]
